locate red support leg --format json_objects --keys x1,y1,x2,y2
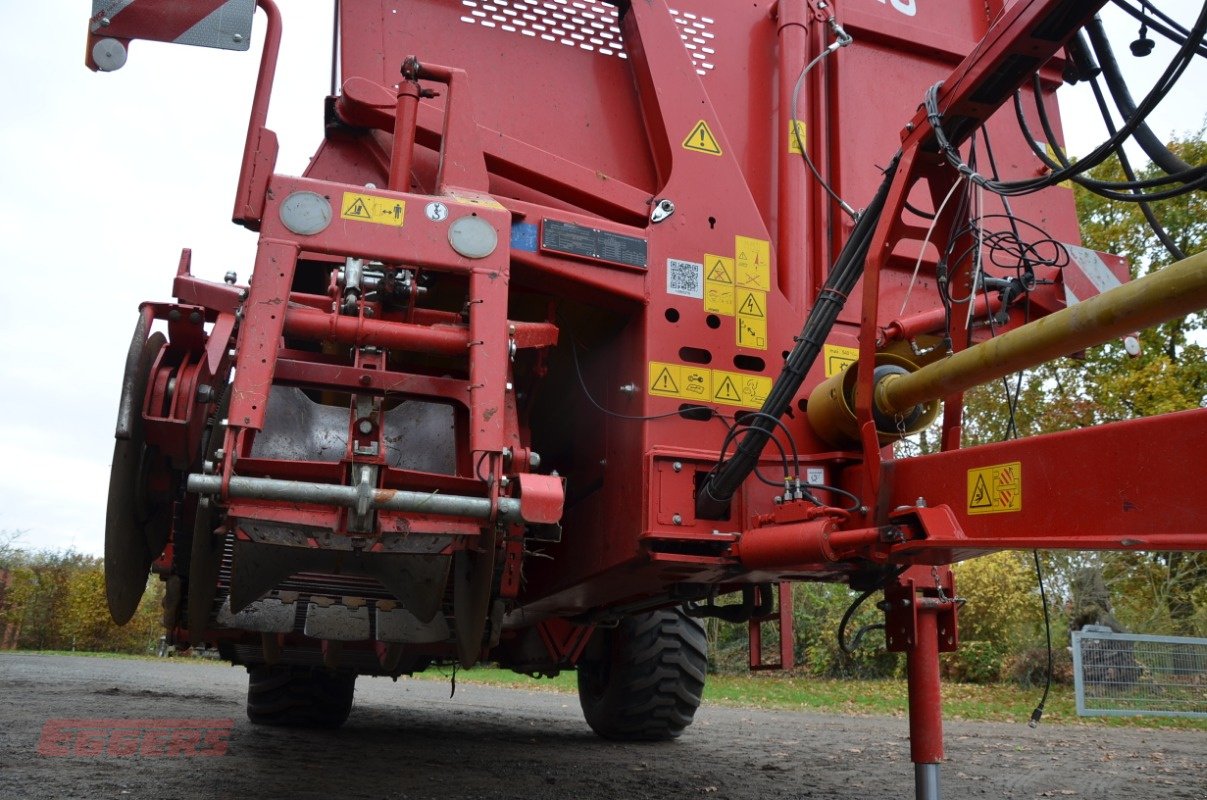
[{"x1": 886, "y1": 567, "x2": 959, "y2": 800}]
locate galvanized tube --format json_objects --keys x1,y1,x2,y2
[
  {"x1": 187, "y1": 474, "x2": 522, "y2": 523},
  {"x1": 876, "y1": 250, "x2": 1207, "y2": 416}
]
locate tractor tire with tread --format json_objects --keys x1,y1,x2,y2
[
  {"x1": 576, "y1": 607, "x2": 707, "y2": 741},
  {"x1": 246, "y1": 665, "x2": 356, "y2": 728}
]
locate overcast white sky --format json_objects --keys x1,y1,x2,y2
[{"x1": 0, "y1": 1, "x2": 1202, "y2": 556}]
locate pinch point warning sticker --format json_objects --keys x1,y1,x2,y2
[
  {"x1": 967, "y1": 461, "x2": 1022, "y2": 515},
  {"x1": 341, "y1": 192, "x2": 406, "y2": 227}
]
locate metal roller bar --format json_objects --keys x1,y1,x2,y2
[
  {"x1": 187, "y1": 473, "x2": 521, "y2": 523},
  {"x1": 877, "y1": 250, "x2": 1207, "y2": 416}
]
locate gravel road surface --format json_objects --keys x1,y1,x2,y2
[{"x1": 1, "y1": 654, "x2": 1203, "y2": 799}]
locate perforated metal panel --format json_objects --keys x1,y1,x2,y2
[{"x1": 457, "y1": 0, "x2": 716, "y2": 75}]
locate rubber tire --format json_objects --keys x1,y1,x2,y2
[
  {"x1": 577, "y1": 607, "x2": 708, "y2": 741},
  {"x1": 246, "y1": 665, "x2": 356, "y2": 728}
]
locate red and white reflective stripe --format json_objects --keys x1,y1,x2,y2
[
  {"x1": 90, "y1": 0, "x2": 251, "y2": 50},
  {"x1": 1063, "y1": 244, "x2": 1127, "y2": 306}
]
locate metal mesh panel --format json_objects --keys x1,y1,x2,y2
[
  {"x1": 457, "y1": 0, "x2": 716, "y2": 74},
  {"x1": 1072, "y1": 627, "x2": 1207, "y2": 718}
]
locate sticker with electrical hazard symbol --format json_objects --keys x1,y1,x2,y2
[
  {"x1": 341, "y1": 192, "x2": 406, "y2": 227},
  {"x1": 967, "y1": 461, "x2": 1022, "y2": 515},
  {"x1": 704, "y1": 254, "x2": 735, "y2": 315},
  {"x1": 648, "y1": 362, "x2": 766, "y2": 408},
  {"x1": 735, "y1": 236, "x2": 771, "y2": 291},
  {"x1": 736, "y1": 288, "x2": 767, "y2": 351},
  {"x1": 788, "y1": 120, "x2": 807, "y2": 154},
  {"x1": 682, "y1": 120, "x2": 722, "y2": 156},
  {"x1": 823, "y1": 344, "x2": 859, "y2": 377}
]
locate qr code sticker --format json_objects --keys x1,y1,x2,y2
[{"x1": 666, "y1": 259, "x2": 703, "y2": 299}]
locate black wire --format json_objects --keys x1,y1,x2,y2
[
  {"x1": 1029, "y1": 550, "x2": 1054, "y2": 728},
  {"x1": 569, "y1": 336, "x2": 725, "y2": 423}
]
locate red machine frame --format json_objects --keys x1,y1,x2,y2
[{"x1": 89, "y1": 0, "x2": 1207, "y2": 796}]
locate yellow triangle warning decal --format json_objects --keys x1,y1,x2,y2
[
  {"x1": 652, "y1": 367, "x2": 679, "y2": 394},
  {"x1": 969, "y1": 475, "x2": 992, "y2": 509},
  {"x1": 343, "y1": 196, "x2": 372, "y2": 219},
  {"x1": 714, "y1": 376, "x2": 741, "y2": 403},
  {"x1": 738, "y1": 292, "x2": 765, "y2": 318},
  {"x1": 682, "y1": 120, "x2": 722, "y2": 156},
  {"x1": 707, "y1": 260, "x2": 732, "y2": 282}
]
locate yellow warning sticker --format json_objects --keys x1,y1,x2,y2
[
  {"x1": 712, "y1": 369, "x2": 772, "y2": 408},
  {"x1": 737, "y1": 316, "x2": 767, "y2": 351},
  {"x1": 735, "y1": 236, "x2": 771, "y2": 291},
  {"x1": 788, "y1": 120, "x2": 807, "y2": 155},
  {"x1": 736, "y1": 289, "x2": 765, "y2": 318},
  {"x1": 647, "y1": 362, "x2": 768, "y2": 409},
  {"x1": 967, "y1": 461, "x2": 1022, "y2": 515},
  {"x1": 341, "y1": 192, "x2": 407, "y2": 227},
  {"x1": 823, "y1": 344, "x2": 860, "y2": 377},
  {"x1": 1043, "y1": 144, "x2": 1073, "y2": 189},
  {"x1": 704, "y1": 254, "x2": 735, "y2": 315},
  {"x1": 736, "y1": 288, "x2": 768, "y2": 351},
  {"x1": 682, "y1": 120, "x2": 722, "y2": 156}
]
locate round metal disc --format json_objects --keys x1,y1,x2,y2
[{"x1": 105, "y1": 330, "x2": 165, "y2": 625}]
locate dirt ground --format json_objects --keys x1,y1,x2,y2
[{"x1": 1, "y1": 653, "x2": 1203, "y2": 800}]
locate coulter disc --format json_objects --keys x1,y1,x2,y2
[{"x1": 105, "y1": 330, "x2": 166, "y2": 624}]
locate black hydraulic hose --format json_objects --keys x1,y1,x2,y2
[
  {"x1": 695, "y1": 155, "x2": 900, "y2": 519},
  {"x1": 1085, "y1": 15, "x2": 1194, "y2": 176},
  {"x1": 1087, "y1": 75, "x2": 1187, "y2": 261}
]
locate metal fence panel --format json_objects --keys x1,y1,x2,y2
[{"x1": 1072, "y1": 626, "x2": 1207, "y2": 718}]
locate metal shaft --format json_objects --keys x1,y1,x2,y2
[
  {"x1": 187, "y1": 474, "x2": 522, "y2": 523},
  {"x1": 877, "y1": 249, "x2": 1207, "y2": 416}
]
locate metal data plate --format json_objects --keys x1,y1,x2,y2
[
  {"x1": 540, "y1": 219, "x2": 647, "y2": 269},
  {"x1": 92, "y1": 1, "x2": 255, "y2": 52}
]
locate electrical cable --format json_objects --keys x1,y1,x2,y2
[
  {"x1": 569, "y1": 335, "x2": 727, "y2": 423},
  {"x1": 1029, "y1": 550, "x2": 1054, "y2": 727}
]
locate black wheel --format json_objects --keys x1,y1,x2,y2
[
  {"x1": 246, "y1": 665, "x2": 356, "y2": 728},
  {"x1": 576, "y1": 607, "x2": 708, "y2": 741}
]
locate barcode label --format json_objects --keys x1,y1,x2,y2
[{"x1": 667, "y1": 259, "x2": 703, "y2": 299}]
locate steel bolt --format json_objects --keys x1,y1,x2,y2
[
  {"x1": 233, "y1": 33, "x2": 244, "y2": 43},
  {"x1": 168, "y1": 309, "x2": 182, "y2": 322},
  {"x1": 672, "y1": 514, "x2": 682, "y2": 525},
  {"x1": 357, "y1": 419, "x2": 373, "y2": 435},
  {"x1": 528, "y1": 451, "x2": 541, "y2": 469},
  {"x1": 619, "y1": 383, "x2": 639, "y2": 395},
  {"x1": 672, "y1": 461, "x2": 682, "y2": 473},
  {"x1": 196, "y1": 385, "x2": 215, "y2": 404},
  {"x1": 224, "y1": 271, "x2": 238, "y2": 285},
  {"x1": 189, "y1": 310, "x2": 203, "y2": 324}
]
